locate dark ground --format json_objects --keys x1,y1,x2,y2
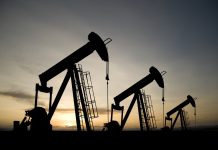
[{"x1": 0, "y1": 130, "x2": 217, "y2": 149}]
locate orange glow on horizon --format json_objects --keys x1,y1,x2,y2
[{"x1": 51, "y1": 112, "x2": 76, "y2": 129}]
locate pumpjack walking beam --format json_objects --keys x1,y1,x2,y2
[
  {"x1": 39, "y1": 32, "x2": 110, "y2": 87},
  {"x1": 114, "y1": 66, "x2": 164, "y2": 107}
]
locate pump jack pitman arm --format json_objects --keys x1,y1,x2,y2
[
  {"x1": 114, "y1": 66, "x2": 164, "y2": 107},
  {"x1": 39, "y1": 32, "x2": 110, "y2": 87}
]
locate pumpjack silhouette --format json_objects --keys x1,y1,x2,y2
[
  {"x1": 14, "y1": 31, "x2": 196, "y2": 134},
  {"x1": 104, "y1": 66, "x2": 164, "y2": 132},
  {"x1": 16, "y1": 32, "x2": 111, "y2": 132},
  {"x1": 163, "y1": 95, "x2": 196, "y2": 131}
]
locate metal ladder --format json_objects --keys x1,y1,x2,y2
[
  {"x1": 140, "y1": 90, "x2": 157, "y2": 130},
  {"x1": 75, "y1": 64, "x2": 98, "y2": 130},
  {"x1": 137, "y1": 90, "x2": 149, "y2": 131},
  {"x1": 145, "y1": 94, "x2": 157, "y2": 129},
  {"x1": 180, "y1": 108, "x2": 189, "y2": 130}
]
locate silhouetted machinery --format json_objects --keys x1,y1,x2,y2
[
  {"x1": 104, "y1": 66, "x2": 164, "y2": 132},
  {"x1": 17, "y1": 32, "x2": 111, "y2": 132},
  {"x1": 164, "y1": 95, "x2": 196, "y2": 131}
]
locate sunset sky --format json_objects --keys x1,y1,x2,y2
[{"x1": 0, "y1": 0, "x2": 217, "y2": 131}]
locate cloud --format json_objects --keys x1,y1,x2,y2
[
  {"x1": 0, "y1": 90, "x2": 33, "y2": 99},
  {"x1": 0, "y1": 90, "x2": 45, "y2": 106},
  {"x1": 0, "y1": 90, "x2": 120, "y2": 115}
]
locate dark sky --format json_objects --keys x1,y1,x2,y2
[{"x1": 0, "y1": 0, "x2": 218, "y2": 130}]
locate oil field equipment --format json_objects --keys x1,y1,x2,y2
[
  {"x1": 164, "y1": 95, "x2": 196, "y2": 131},
  {"x1": 104, "y1": 66, "x2": 164, "y2": 131},
  {"x1": 16, "y1": 32, "x2": 111, "y2": 132}
]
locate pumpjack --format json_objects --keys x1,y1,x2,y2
[
  {"x1": 17, "y1": 32, "x2": 111, "y2": 132},
  {"x1": 163, "y1": 95, "x2": 196, "y2": 131},
  {"x1": 104, "y1": 66, "x2": 164, "y2": 132}
]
